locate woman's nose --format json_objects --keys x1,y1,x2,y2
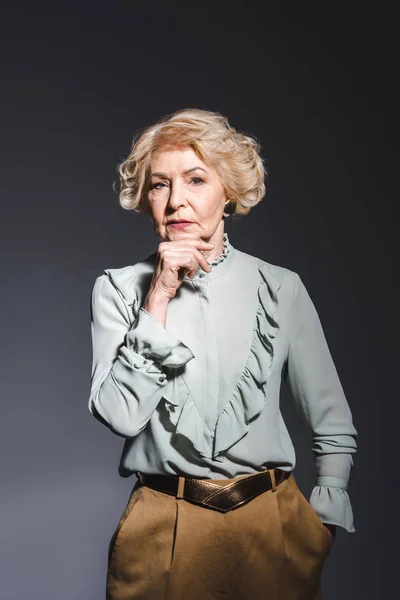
[{"x1": 168, "y1": 182, "x2": 188, "y2": 209}]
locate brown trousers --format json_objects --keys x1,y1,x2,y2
[{"x1": 106, "y1": 472, "x2": 332, "y2": 600}]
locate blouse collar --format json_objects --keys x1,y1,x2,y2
[{"x1": 184, "y1": 231, "x2": 235, "y2": 282}]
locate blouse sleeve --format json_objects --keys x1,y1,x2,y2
[
  {"x1": 88, "y1": 273, "x2": 195, "y2": 437},
  {"x1": 284, "y1": 272, "x2": 358, "y2": 532}
]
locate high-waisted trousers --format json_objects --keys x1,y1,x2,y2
[{"x1": 106, "y1": 471, "x2": 333, "y2": 600}]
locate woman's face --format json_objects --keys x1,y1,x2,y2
[{"x1": 147, "y1": 145, "x2": 227, "y2": 242}]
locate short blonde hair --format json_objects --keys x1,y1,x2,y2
[{"x1": 117, "y1": 108, "x2": 267, "y2": 217}]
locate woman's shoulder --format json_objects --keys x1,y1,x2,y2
[
  {"x1": 94, "y1": 252, "x2": 156, "y2": 305},
  {"x1": 234, "y1": 247, "x2": 297, "y2": 294}
]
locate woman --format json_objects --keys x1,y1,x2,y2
[{"x1": 89, "y1": 108, "x2": 358, "y2": 600}]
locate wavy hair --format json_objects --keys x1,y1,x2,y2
[{"x1": 117, "y1": 108, "x2": 267, "y2": 217}]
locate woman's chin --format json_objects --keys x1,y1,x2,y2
[{"x1": 165, "y1": 229, "x2": 201, "y2": 240}]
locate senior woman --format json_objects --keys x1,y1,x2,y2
[{"x1": 88, "y1": 108, "x2": 358, "y2": 600}]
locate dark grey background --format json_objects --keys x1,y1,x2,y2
[{"x1": 1, "y1": 4, "x2": 397, "y2": 599}]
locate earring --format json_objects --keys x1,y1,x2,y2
[{"x1": 223, "y1": 199, "x2": 236, "y2": 218}]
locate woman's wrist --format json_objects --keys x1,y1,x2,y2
[{"x1": 143, "y1": 292, "x2": 170, "y2": 327}]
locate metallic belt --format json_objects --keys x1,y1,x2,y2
[{"x1": 137, "y1": 469, "x2": 290, "y2": 514}]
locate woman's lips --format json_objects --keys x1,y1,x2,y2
[{"x1": 167, "y1": 221, "x2": 193, "y2": 229}]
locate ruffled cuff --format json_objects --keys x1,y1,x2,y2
[
  {"x1": 309, "y1": 476, "x2": 355, "y2": 533},
  {"x1": 126, "y1": 307, "x2": 195, "y2": 368}
]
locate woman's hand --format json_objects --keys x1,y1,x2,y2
[
  {"x1": 147, "y1": 238, "x2": 215, "y2": 302},
  {"x1": 143, "y1": 238, "x2": 215, "y2": 326}
]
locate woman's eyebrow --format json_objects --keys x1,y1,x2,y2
[
  {"x1": 182, "y1": 167, "x2": 208, "y2": 175},
  {"x1": 150, "y1": 171, "x2": 169, "y2": 179},
  {"x1": 150, "y1": 166, "x2": 208, "y2": 178}
]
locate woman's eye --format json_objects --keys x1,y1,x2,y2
[
  {"x1": 191, "y1": 177, "x2": 204, "y2": 185},
  {"x1": 151, "y1": 181, "x2": 168, "y2": 190}
]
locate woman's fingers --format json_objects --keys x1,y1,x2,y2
[
  {"x1": 160, "y1": 240, "x2": 214, "y2": 275},
  {"x1": 153, "y1": 238, "x2": 215, "y2": 296}
]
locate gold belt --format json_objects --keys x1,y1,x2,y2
[{"x1": 137, "y1": 469, "x2": 290, "y2": 513}]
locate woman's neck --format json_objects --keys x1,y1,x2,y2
[{"x1": 202, "y1": 222, "x2": 226, "y2": 262}]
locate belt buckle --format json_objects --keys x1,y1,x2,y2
[{"x1": 185, "y1": 471, "x2": 272, "y2": 514}]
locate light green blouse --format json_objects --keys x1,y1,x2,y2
[{"x1": 89, "y1": 232, "x2": 358, "y2": 532}]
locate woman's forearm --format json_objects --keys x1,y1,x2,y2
[{"x1": 89, "y1": 275, "x2": 195, "y2": 437}]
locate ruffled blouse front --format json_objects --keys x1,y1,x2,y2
[
  {"x1": 88, "y1": 232, "x2": 358, "y2": 532},
  {"x1": 160, "y1": 234, "x2": 282, "y2": 463}
]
